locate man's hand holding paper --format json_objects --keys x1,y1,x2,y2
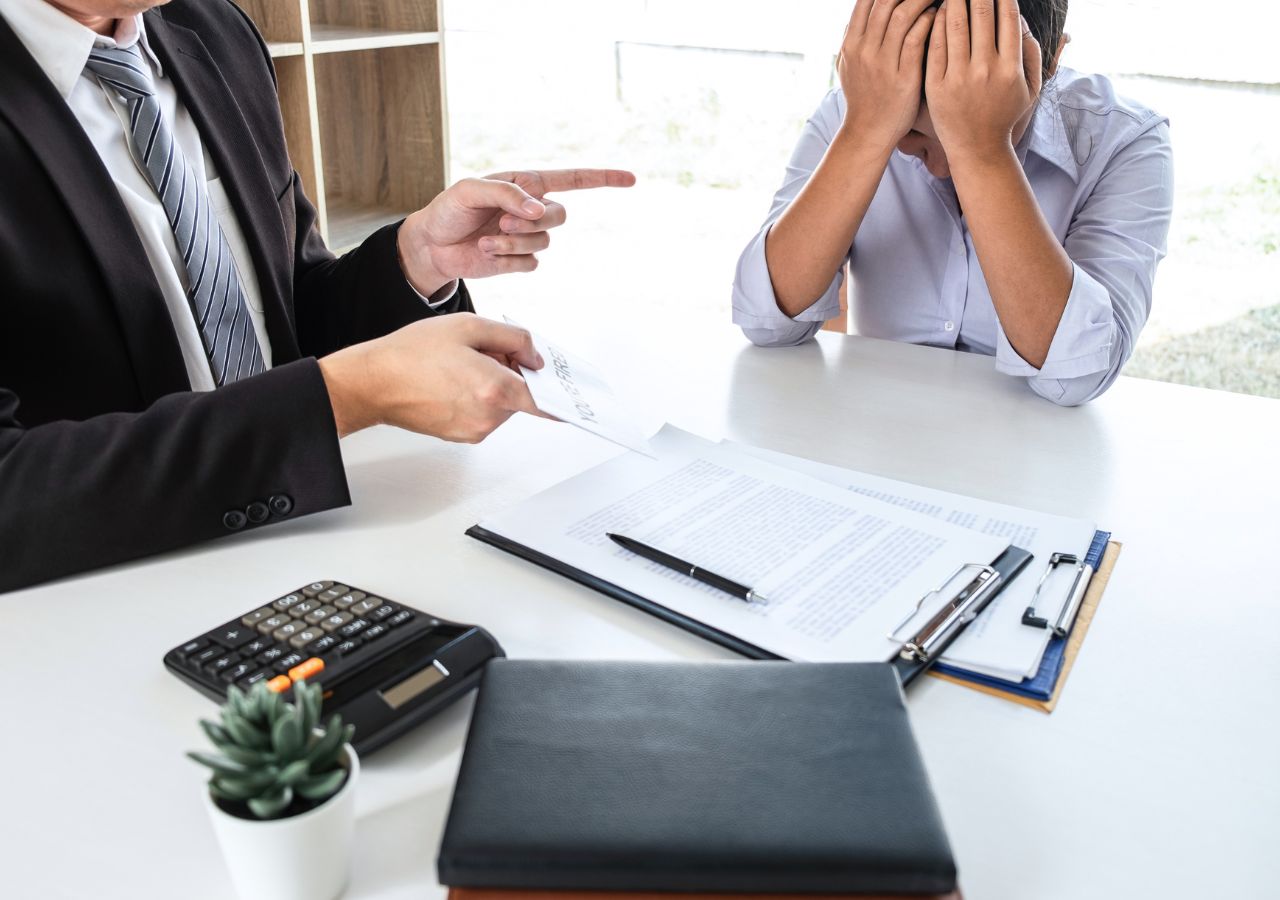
[{"x1": 506, "y1": 318, "x2": 657, "y2": 457}]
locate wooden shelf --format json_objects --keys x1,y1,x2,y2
[
  {"x1": 237, "y1": 0, "x2": 448, "y2": 253},
  {"x1": 266, "y1": 41, "x2": 305, "y2": 58},
  {"x1": 308, "y1": 26, "x2": 440, "y2": 55}
]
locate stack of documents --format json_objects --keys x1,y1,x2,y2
[{"x1": 484, "y1": 328, "x2": 1097, "y2": 683}]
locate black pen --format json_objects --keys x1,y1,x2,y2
[{"x1": 606, "y1": 533, "x2": 769, "y2": 606}]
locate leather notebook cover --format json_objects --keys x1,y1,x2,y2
[
  {"x1": 437, "y1": 660, "x2": 957, "y2": 894},
  {"x1": 448, "y1": 890, "x2": 962, "y2": 899}
]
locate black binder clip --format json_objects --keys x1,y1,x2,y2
[{"x1": 1022, "y1": 552, "x2": 1087, "y2": 635}]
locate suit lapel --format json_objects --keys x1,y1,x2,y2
[
  {"x1": 0, "y1": 15, "x2": 190, "y2": 402},
  {"x1": 144, "y1": 9, "x2": 301, "y2": 364}
]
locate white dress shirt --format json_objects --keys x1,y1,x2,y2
[
  {"x1": 0, "y1": 0, "x2": 272, "y2": 391},
  {"x1": 732, "y1": 68, "x2": 1175, "y2": 406}
]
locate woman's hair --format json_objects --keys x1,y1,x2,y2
[{"x1": 1022, "y1": 0, "x2": 1068, "y2": 80}]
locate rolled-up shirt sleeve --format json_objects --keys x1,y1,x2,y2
[
  {"x1": 995, "y1": 118, "x2": 1173, "y2": 405},
  {"x1": 733, "y1": 90, "x2": 848, "y2": 348}
]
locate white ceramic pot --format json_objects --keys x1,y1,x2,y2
[{"x1": 205, "y1": 745, "x2": 359, "y2": 900}]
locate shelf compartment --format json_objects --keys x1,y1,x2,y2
[
  {"x1": 313, "y1": 42, "x2": 447, "y2": 250},
  {"x1": 308, "y1": 26, "x2": 440, "y2": 55},
  {"x1": 308, "y1": 0, "x2": 439, "y2": 33}
]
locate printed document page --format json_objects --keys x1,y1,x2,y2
[
  {"x1": 728, "y1": 442, "x2": 1096, "y2": 681},
  {"x1": 478, "y1": 427, "x2": 1009, "y2": 663},
  {"x1": 508, "y1": 318, "x2": 656, "y2": 456}
]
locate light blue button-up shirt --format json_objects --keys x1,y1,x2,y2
[{"x1": 732, "y1": 68, "x2": 1174, "y2": 406}]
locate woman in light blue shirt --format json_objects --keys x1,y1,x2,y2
[{"x1": 732, "y1": 0, "x2": 1173, "y2": 405}]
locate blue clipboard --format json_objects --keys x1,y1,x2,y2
[{"x1": 932, "y1": 529, "x2": 1111, "y2": 701}]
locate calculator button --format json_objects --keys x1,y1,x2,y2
[
  {"x1": 256, "y1": 645, "x2": 288, "y2": 665},
  {"x1": 320, "y1": 612, "x2": 353, "y2": 633},
  {"x1": 361, "y1": 624, "x2": 389, "y2": 643},
  {"x1": 241, "y1": 607, "x2": 276, "y2": 627},
  {"x1": 267, "y1": 675, "x2": 292, "y2": 693},
  {"x1": 237, "y1": 669, "x2": 270, "y2": 689},
  {"x1": 288, "y1": 657, "x2": 324, "y2": 683},
  {"x1": 175, "y1": 638, "x2": 208, "y2": 659},
  {"x1": 273, "y1": 652, "x2": 305, "y2": 673},
  {"x1": 204, "y1": 653, "x2": 240, "y2": 676},
  {"x1": 272, "y1": 593, "x2": 306, "y2": 611},
  {"x1": 350, "y1": 598, "x2": 381, "y2": 616},
  {"x1": 305, "y1": 634, "x2": 338, "y2": 655},
  {"x1": 207, "y1": 624, "x2": 259, "y2": 649},
  {"x1": 334, "y1": 639, "x2": 361, "y2": 656},
  {"x1": 241, "y1": 637, "x2": 271, "y2": 656},
  {"x1": 257, "y1": 615, "x2": 292, "y2": 635},
  {"x1": 338, "y1": 619, "x2": 369, "y2": 639},
  {"x1": 317, "y1": 585, "x2": 351, "y2": 603},
  {"x1": 368, "y1": 604, "x2": 397, "y2": 622},
  {"x1": 221, "y1": 661, "x2": 256, "y2": 683},
  {"x1": 290, "y1": 599, "x2": 321, "y2": 618},
  {"x1": 190, "y1": 646, "x2": 223, "y2": 668},
  {"x1": 304, "y1": 605, "x2": 337, "y2": 625},
  {"x1": 289, "y1": 628, "x2": 325, "y2": 649},
  {"x1": 387, "y1": 610, "x2": 415, "y2": 628},
  {"x1": 272, "y1": 621, "x2": 305, "y2": 642},
  {"x1": 301, "y1": 581, "x2": 333, "y2": 598},
  {"x1": 331, "y1": 591, "x2": 365, "y2": 609}
]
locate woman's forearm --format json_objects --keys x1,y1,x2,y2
[
  {"x1": 764, "y1": 132, "x2": 894, "y2": 318},
  {"x1": 950, "y1": 146, "x2": 1074, "y2": 369}
]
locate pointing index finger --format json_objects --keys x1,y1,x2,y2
[{"x1": 491, "y1": 168, "x2": 637, "y2": 196}]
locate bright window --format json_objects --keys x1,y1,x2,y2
[{"x1": 445, "y1": 0, "x2": 1280, "y2": 398}]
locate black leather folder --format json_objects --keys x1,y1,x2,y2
[
  {"x1": 438, "y1": 660, "x2": 958, "y2": 895},
  {"x1": 466, "y1": 525, "x2": 1031, "y2": 687}
]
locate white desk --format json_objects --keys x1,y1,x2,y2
[{"x1": 5, "y1": 308, "x2": 1278, "y2": 899}]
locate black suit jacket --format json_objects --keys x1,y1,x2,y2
[{"x1": 0, "y1": 0, "x2": 472, "y2": 592}]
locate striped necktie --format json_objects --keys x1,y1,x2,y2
[{"x1": 84, "y1": 43, "x2": 265, "y2": 386}]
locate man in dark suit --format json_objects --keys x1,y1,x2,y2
[{"x1": 0, "y1": 0, "x2": 634, "y2": 592}]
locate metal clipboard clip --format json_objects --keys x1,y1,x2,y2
[
  {"x1": 888, "y1": 563, "x2": 1004, "y2": 664},
  {"x1": 1021, "y1": 552, "x2": 1092, "y2": 637}
]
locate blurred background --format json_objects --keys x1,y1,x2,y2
[{"x1": 442, "y1": 0, "x2": 1280, "y2": 399}]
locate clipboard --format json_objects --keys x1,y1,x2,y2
[
  {"x1": 466, "y1": 524, "x2": 1032, "y2": 687},
  {"x1": 930, "y1": 532, "x2": 1119, "y2": 711}
]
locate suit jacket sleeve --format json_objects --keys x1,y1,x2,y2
[{"x1": 0, "y1": 359, "x2": 347, "y2": 593}]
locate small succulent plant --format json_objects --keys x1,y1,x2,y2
[{"x1": 189, "y1": 680, "x2": 355, "y2": 820}]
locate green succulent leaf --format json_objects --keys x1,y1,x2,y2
[
  {"x1": 199, "y1": 719, "x2": 232, "y2": 747},
  {"x1": 247, "y1": 786, "x2": 294, "y2": 819},
  {"x1": 298, "y1": 681, "x2": 321, "y2": 736},
  {"x1": 218, "y1": 742, "x2": 274, "y2": 767},
  {"x1": 244, "y1": 682, "x2": 267, "y2": 720},
  {"x1": 222, "y1": 708, "x2": 271, "y2": 750},
  {"x1": 187, "y1": 751, "x2": 248, "y2": 777},
  {"x1": 227, "y1": 684, "x2": 249, "y2": 717},
  {"x1": 211, "y1": 768, "x2": 280, "y2": 800},
  {"x1": 304, "y1": 715, "x2": 350, "y2": 767},
  {"x1": 272, "y1": 708, "x2": 304, "y2": 759},
  {"x1": 296, "y1": 768, "x2": 346, "y2": 801},
  {"x1": 276, "y1": 759, "x2": 312, "y2": 787},
  {"x1": 262, "y1": 687, "x2": 283, "y2": 724}
]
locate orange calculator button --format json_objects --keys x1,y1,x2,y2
[
  {"x1": 266, "y1": 675, "x2": 292, "y2": 693},
  {"x1": 288, "y1": 657, "x2": 324, "y2": 683}
]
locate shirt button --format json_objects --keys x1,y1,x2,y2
[
  {"x1": 944, "y1": 321, "x2": 955, "y2": 332},
  {"x1": 246, "y1": 501, "x2": 270, "y2": 524},
  {"x1": 223, "y1": 510, "x2": 247, "y2": 531}
]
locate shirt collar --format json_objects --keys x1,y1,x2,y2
[
  {"x1": 0, "y1": 0, "x2": 159, "y2": 100},
  {"x1": 1018, "y1": 88, "x2": 1083, "y2": 184}
]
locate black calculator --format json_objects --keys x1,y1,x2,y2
[{"x1": 163, "y1": 581, "x2": 503, "y2": 754}]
